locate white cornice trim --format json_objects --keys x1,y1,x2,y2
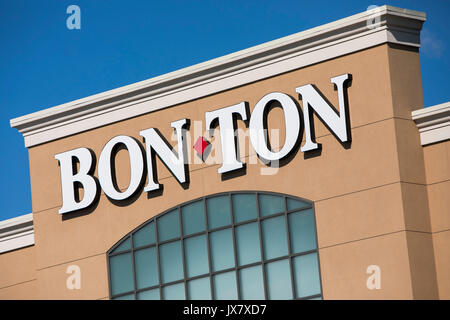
[
  {"x1": 0, "y1": 214, "x2": 34, "y2": 254},
  {"x1": 11, "y1": 5, "x2": 426, "y2": 148},
  {"x1": 412, "y1": 102, "x2": 450, "y2": 146}
]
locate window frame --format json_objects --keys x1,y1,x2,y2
[{"x1": 106, "y1": 191, "x2": 323, "y2": 300}]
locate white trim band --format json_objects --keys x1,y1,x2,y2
[
  {"x1": 10, "y1": 5, "x2": 426, "y2": 148},
  {"x1": 412, "y1": 102, "x2": 450, "y2": 146},
  {"x1": 0, "y1": 213, "x2": 34, "y2": 254}
]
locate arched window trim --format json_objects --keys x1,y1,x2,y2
[{"x1": 107, "y1": 191, "x2": 322, "y2": 300}]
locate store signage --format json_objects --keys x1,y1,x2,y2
[{"x1": 55, "y1": 74, "x2": 351, "y2": 214}]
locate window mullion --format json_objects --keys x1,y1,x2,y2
[
  {"x1": 231, "y1": 193, "x2": 241, "y2": 300},
  {"x1": 178, "y1": 206, "x2": 188, "y2": 300},
  {"x1": 284, "y1": 196, "x2": 296, "y2": 300},
  {"x1": 130, "y1": 234, "x2": 138, "y2": 300},
  {"x1": 204, "y1": 197, "x2": 214, "y2": 300},
  {"x1": 154, "y1": 218, "x2": 163, "y2": 300},
  {"x1": 256, "y1": 192, "x2": 269, "y2": 300}
]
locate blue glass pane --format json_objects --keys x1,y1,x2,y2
[
  {"x1": 210, "y1": 229, "x2": 235, "y2": 272},
  {"x1": 236, "y1": 222, "x2": 261, "y2": 266},
  {"x1": 137, "y1": 289, "x2": 160, "y2": 300},
  {"x1": 309, "y1": 296, "x2": 322, "y2": 300},
  {"x1": 184, "y1": 235, "x2": 209, "y2": 278},
  {"x1": 188, "y1": 277, "x2": 211, "y2": 300},
  {"x1": 239, "y1": 265, "x2": 265, "y2": 300},
  {"x1": 289, "y1": 209, "x2": 317, "y2": 253},
  {"x1": 214, "y1": 271, "x2": 238, "y2": 300},
  {"x1": 232, "y1": 194, "x2": 257, "y2": 223},
  {"x1": 111, "y1": 237, "x2": 131, "y2": 253},
  {"x1": 163, "y1": 283, "x2": 185, "y2": 300},
  {"x1": 207, "y1": 195, "x2": 231, "y2": 229},
  {"x1": 182, "y1": 200, "x2": 205, "y2": 236},
  {"x1": 109, "y1": 253, "x2": 134, "y2": 295},
  {"x1": 293, "y1": 253, "x2": 321, "y2": 298},
  {"x1": 134, "y1": 247, "x2": 158, "y2": 289},
  {"x1": 286, "y1": 198, "x2": 310, "y2": 211},
  {"x1": 157, "y1": 209, "x2": 180, "y2": 242},
  {"x1": 262, "y1": 216, "x2": 288, "y2": 260},
  {"x1": 265, "y1": 259, "x2": 292, "y2": 300},
  {"x1": 114, "y1": 294, "x2": 134, "y2": 300},
  {"x1": 160, "y1": 241, "x2": 183, "y2": 284},
  {"x1": 259, "y1": 194, "x2": 285, "y2": 217},
  {"x1": 133, "y1": 222, "x2": 155, "y2": 248}
]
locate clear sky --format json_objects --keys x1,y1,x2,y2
[{"x1": 0, "y1": 0, "x2": 448, "y2": 221}]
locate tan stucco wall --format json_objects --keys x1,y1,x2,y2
[
  {"x1": 422, "y1": 140, "x2": 450, "y2": 299},
  {"x1": 2, "y1": 42, "x2": 447, "y2": 299},
  {"x1": 0, "y1": 246, "x2": 36, "y2": 299}
]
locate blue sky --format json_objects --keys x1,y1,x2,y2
[{"x1": 0, "y1": 0, "x2": 448, "y2": 221}]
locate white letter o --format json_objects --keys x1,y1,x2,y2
[
  {"x1": 98, "y1": 135, "x2": 144, "y2": 201},
  {"x1": 249, "y1": 92, "x2": 301, "y2": 161}
]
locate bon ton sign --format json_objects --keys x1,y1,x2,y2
[{"x1": 55, "y1": 74, "x2": 352, "y2": 214}]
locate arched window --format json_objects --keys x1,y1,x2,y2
[{"x1": 107, "y1": 192, "x2": 322, "y2": 300}]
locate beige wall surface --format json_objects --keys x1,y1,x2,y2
[
  {"x1": 0, "y1": 246, "x2": 36, "y2": 299},
  {"x1": 433, "y1": 230, "x2": 450, "y2": 299},
  {"x1": 3, "y1": 42, "x2": 446, "y2": 299},
  {"x1": 423, "y1": 141, "x2": 450, "y2": 233},
  {"x1": 422, "y1": 140, "x2": 450, "y2": 299}
]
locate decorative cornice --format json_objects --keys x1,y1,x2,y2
[
  {"x1": 0, "y1": 213, "x2": 34, "y2": 254},
  {"x1": 412, "y1": 102, "x2": 450, "y2": 146},
  {"x1": 10, "y1": 5, "x2": 426, "y2": 148}
]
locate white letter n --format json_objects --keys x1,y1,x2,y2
[
  {"x1": 140, "y1": 119, "x2": 190, "y2": 192},
  {"x1": 296, "y1": 74, "x2": 352, "y2": 152}
]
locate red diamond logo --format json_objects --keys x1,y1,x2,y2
[{"x1": 193, "y1": 137, "x2": 211, "y2": 160}]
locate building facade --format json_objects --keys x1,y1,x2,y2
[{"x1": 2, "y1": 6, "x2": 449, "y2": 300}]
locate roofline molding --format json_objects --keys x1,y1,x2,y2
[
  {"x1": 412, "y1": 102, "x2": 450, "y2": 146},
  {"x1": 10, "y1": 5, "x2": 426, "y2": 148},
  {"x1": 0, "y1": 213, "x2": 34, "y2": 254}
]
